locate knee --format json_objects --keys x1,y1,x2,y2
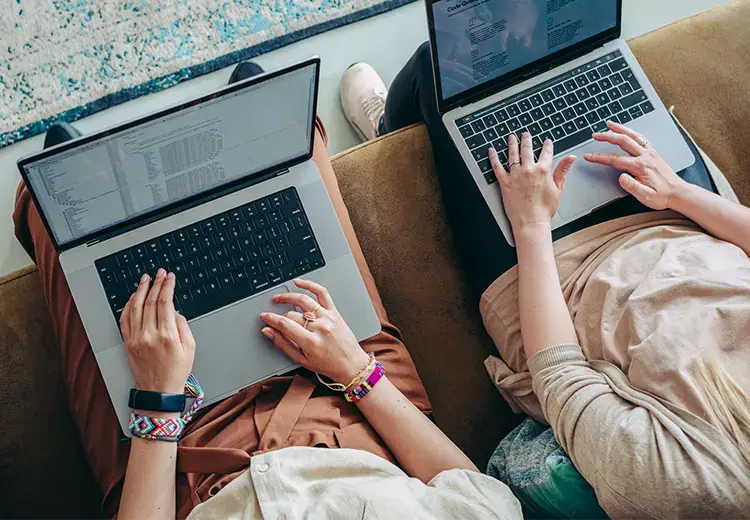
[{"x1": 415, "y1": 42, "x2": 432, "y2": 72}]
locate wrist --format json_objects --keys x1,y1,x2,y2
[
  {"x1": 327, "y1": 351, "x2": 371, "y2": 385},
  {"x1": 667, "y1": 179, "x2": 696, "y2": 213},
  {"x1": 514, "y1": 221, "x2": 553, "y2": 242}
]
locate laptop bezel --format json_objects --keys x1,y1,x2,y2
[
  {"x1": 17, "y1": 57, "x2": 321, "y2": 253},
  {"x1": 426, "y1": 0, "x2": 623, "y2": 115}
]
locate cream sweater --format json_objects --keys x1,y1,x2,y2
[
  {"x1": 481, "y1": 145, "x2": 750, "y2": 518},
  {"x1": 186, "y1": 446, "x2": 523, "y2": 519}
]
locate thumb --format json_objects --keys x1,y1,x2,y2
[
  {"x1": 175, "y1": 313, "x2": 196, "y2": 351},
  {"x1": 261, "y1": 327, "x2": 304, "y2": 364},
  {"x1": 619, "y1": 173, "x2": 656, "y2": 202},
  {"x1": 552, "y1": 155, "x2": 576, "y2": 191}
]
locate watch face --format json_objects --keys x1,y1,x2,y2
[{"x1": 129, "y1": 389, "x2": 186, "y2": 413}]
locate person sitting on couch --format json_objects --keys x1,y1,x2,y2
[
  {"x1": 339, "y1": 48, "x2": 750, "y2": 518},
  {"x1": 13, "y1": 61, "x2": 523, "y2": 520}
]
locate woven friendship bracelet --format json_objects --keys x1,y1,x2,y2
[
  {"x1": 129, "y1": 373, "x2": 204, "y2": 442},
  {"x1": 345, "y1": 362, "x2": 385, "y2": 403}
]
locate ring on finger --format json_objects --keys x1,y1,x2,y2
[
  {"x1": 302, "y1": 311, "x2": 317, "y2": 329},
  {"x1": 639, "y1": 138, "x2": 649, "y2": 148},
  {"x1": 508, "y1": 160, "x2": 521, "y2": 169}
]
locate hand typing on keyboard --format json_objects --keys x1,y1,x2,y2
[
  {"x1": 120, "y1": 268, "x2": 196, "y2": 396},
  {"x1": 488, "y1": 132, "x2": 577, "y2": 233},
  {"x1": 584, "y1": 121, "x2": 687, "y2": 211},
  {"x1": 259, "y1": 279, "x2": 370, "y2": 386}
]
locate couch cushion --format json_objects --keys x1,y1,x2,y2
[
  {"x1": 0, "y1": 266, "x2": 101, "y2": 518},
  {"x1": 332, "y1": 125, "x2": 521, "y2": 466},
  {"x1": 629, "y1": 0, "x2": 750, "y2": 204}
]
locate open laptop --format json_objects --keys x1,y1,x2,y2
[
  {"x1": 17, "y1": 58, "x2": 381, "y2": 435},
  {"x1": 428, "y1": 0, "x2": 695, "y2": 246}
]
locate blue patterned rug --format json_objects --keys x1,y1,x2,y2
[{"x1": 0, "y1": 0, "x2": 415, "y2": 148}]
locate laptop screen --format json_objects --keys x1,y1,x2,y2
[
  {"x1": 429, "y1": 0, "x2": 619, "y2": 105},
  {"x1": 20, "y1": 63, "x2": 317, "y2": 249}
]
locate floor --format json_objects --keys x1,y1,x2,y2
[{"x1": 0, "y1": 0, "x2": 731, "y2": 277}]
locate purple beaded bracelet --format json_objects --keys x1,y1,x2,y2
[{"x1": 345, "y1": 363, "x2": 385, "y2": 403}]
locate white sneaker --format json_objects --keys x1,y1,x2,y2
[{"x1": 340, "y1": 63, "x2": 388, "y2": 142}]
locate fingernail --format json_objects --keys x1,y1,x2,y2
[
  {"x1": 156, "y1": 268, "x2": 166, "y2": 278},
  {"x1": 261, "y1": 328, "x2": 274, "y2": 339},
  {"x1": 167, "y1": 272, "x2": 175, "y2": 279},
  {"x1": 260, "y1": 312, "x2": 268, "y2": 319},
  {"x1": 294, "y1": 278, "x2": 303, "y2": 283},
  {"x1": 523, "y1": 132, "x2": 530, "y2": 137},
  {"x1": 140, "y1": 273, "x2": 149, "y2": 283}
]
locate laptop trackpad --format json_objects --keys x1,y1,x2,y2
[
  {"x1": 556, "y1": 143, "x2": 626, "y2": 220},
  {"x1": 188, "y1": 286, "x2": 298, "y2": 398}
]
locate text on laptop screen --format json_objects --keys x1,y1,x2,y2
[
  {"x1": 22, "y1": 64, "x2": 317, "y2": 247},
  {"x1": 431, "y1": 0, "x2": 618, "y2": 102}
]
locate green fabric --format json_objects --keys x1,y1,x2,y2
[{"x1": 487, "y1": 418, "x2": 608, "y2": 519}]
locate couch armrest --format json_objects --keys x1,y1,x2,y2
[{"x1": 629, "y1": 0, "x2": 750, "y2": 204}]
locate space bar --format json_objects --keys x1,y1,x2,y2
[{"x1": 554, "y1": 128, "x2": 593, "y2": 154}]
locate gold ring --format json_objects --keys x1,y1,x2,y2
[
  {"x1": 639, "y1": 138, "x2": 649, "y2": 148},
  {"x1": 508, "y1": 160, "x2": 521, "y2": 169},
  {"x1": 311, "y1": 303, "x2": 321, "y2": 315}
]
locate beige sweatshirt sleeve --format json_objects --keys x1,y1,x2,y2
[{"x1": 528, "y1": 345, "x2": 748, "y2": 519}]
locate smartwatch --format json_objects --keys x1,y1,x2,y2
[{"x1": 128, "y1": 388, "x2": 186, "y2": 413}]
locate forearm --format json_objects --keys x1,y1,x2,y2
[
  {"x1": 516, "y1": 223, "x2": 578, "y2": 359},
  {"x1": 355, "y1": 376, "x2": 477, "y2": 482},
  {"x1": 671, "y1": 182, "x2": 750, "y2": 255},
  {"x1": 118, "y1": 415, "x2": 179, "y2": 520}
]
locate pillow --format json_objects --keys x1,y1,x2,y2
[{"x1": 487, "y1": 418, "x2": 608, "y2": 519}]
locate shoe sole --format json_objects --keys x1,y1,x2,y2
[{"x1": 339, "y1": 87, "x2": 373, "y2": 143}]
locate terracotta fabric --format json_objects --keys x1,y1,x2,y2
[{"x1": 12, "y1": 119, "x2": 431, "y2": 519}]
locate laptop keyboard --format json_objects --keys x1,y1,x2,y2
[
  {"x1": 95, "y1": 187, "x2": 325, "y2": 322},
  {"x1": 456, "y1": 50, "x2": 655, "y2": 186}
]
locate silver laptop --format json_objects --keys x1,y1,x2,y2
[
  {"x1": 428, "y1": 0, "x2": 695, "y2": 246},
  {"x1": 17, "y1": 58, "x2": 381, "y2": 435}
]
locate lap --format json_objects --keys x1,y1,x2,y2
[{"x1": 13, "y1": 125, "x2": 430, "y2": 518}]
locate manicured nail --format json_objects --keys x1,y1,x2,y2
[
  {"x1": 261, "y1": 328, "x2": 274, "y2": 339},
  {"x1": 140, "y1": 273, "x2": 149, "y2": 283},
  {"x1": 167, "y1": 272, "x2": 175, "y2": 279}
]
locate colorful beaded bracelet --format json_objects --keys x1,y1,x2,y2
[
  {"x1": 345, "y1": 362, "x2": 385, "y2": 403},
  {"x1": 129, "y1": 374, "x2": 204, "y2": 442}
]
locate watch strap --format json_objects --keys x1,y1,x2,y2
[{"x1": 128, "y1": 388, "x2": 186, "y2": 413}]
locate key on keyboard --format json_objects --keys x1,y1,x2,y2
[
  {"x1": 455, "y1": 50, "x2": 658, "y2": 185},
  {"x1": 96, "y1": 187, "x2": 325, "y2": 323}
]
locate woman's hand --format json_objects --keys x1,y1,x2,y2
[
  {"x1": 120, "y1": 268, "x2": 196, "y2": 394},
  {"x1": 260, "y1": 279, "x2": 370, "y2": 385},
  {"x1": 584, "y1": 121, "x2": 689, "y2": 210},
  {"x1": 489, "y1": 132, "x2": 577, "y2": 232}
]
